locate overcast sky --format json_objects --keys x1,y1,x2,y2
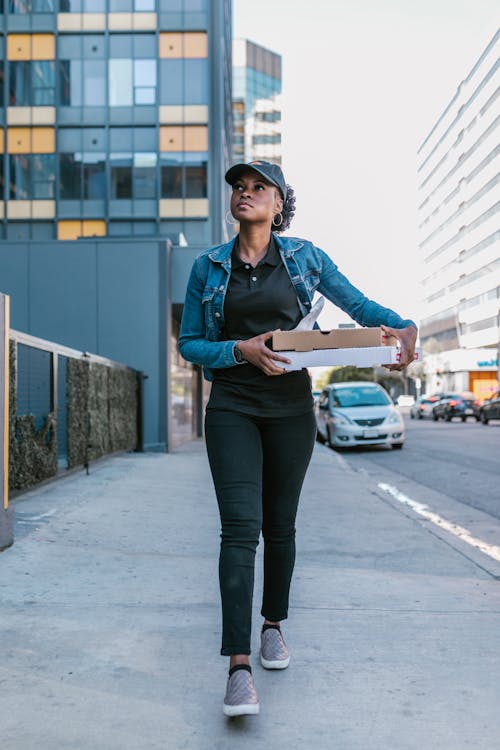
[{"x1": 233, "y1": 0, "x2": 499, "y2": 330}]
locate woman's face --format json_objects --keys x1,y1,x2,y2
[{"x1": 230, "y1": 170, "x2": 283, "y2": 226}]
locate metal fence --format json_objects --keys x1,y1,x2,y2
[{"x1": 9, "y1": 329, "x2": 143, "y2": 494}]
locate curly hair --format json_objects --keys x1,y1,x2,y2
[{"x1": 273, "y1": 184, "x2": 296, "y2": 233}]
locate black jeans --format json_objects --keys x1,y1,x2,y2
[{"x1": 205, "y1": 408, "x2": 317, "y2": 656}]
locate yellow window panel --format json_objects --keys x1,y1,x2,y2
[
  {"x1": 0, "y1": 130, "x2": 4, "y2": 153},
  {"x1": 159, "y1": 126, "x2": 183, "y2": 152},
  {"x1": 31, "y1": 128, "x2": 55, "y2": 153},
  {"x1": 7, "y1": 128, "x2": 31, "y2": 153},
  {"x1": 83, "y1": 220, "x2": 106, "y2": 237},
  {"x1": 159, "y1": 32, "x2": 183, "y2": 58},
  {"x1": 184, "y1": 32, "x2": 208, "y2": 58},
  {"x1": 58, "y1": 221, "x2": 82, "y2": 240},
  {"x1": 185, "y1": 126, "x2": 208, "y2": 151},
  {"x1": 7, "y1": 35, "x2": 31, "y2": 61},
  {"x1": 31, "y1": 34, "x2": 55, "y2": 60}
]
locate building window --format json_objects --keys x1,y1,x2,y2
[
  {"x1": 110, "y1": 0, "x2": 156, "y2": 8},
  {"x1": 59, "y1": 60, "x2": 106, "y2": 107},
  {"x1": 110, "y1": 152, "x2": 157, "y2": 199},
  {"x1": 159, "y1": 59, "x2": 208, "y2": 105},
  {"x1": 161, "y1": 155, "x2": 182, "y2": 198},
  {"x1": 109, "y1": 59, "x2": 156, "y2": 106},
  {"x1": 9, "y1": 61, "x2": 56, "y2": 107},
  {"x1": 59, "y1": 152, "x2": 106, "y2": 200},
  {"x1": 59, "y1": 0, "x2": 102, "y2": 10},
  {"x1": 9, "y1": 154, "x2": 56, "y2": 199},
  {"x1": 9, "y1": 0, "x2": 56, "y2": 11},
  {"x1": 160, "y1": 152, "x2": 207, "y2": 199},
  {"x1": 185, "y1": 153, "x2": 207, "y2": 198}
]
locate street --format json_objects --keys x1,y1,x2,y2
[{"x1": 325, "y1": 416, "x2": 500, "y2": 571}]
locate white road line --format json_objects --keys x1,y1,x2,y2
[{"x1": 378, "y1": 482, "x2": 500, "y2": 563}]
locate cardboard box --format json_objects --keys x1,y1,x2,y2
[
  {"x1": 271, "y1": 328, "x2": 420, "y2": 372},
  {"x1": 272, "y1": 327, "x2": 394, "y2": 352}
]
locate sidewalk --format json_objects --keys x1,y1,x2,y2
[{"x1": 1, "y1": 441, "x2": 499, "y2": 750}]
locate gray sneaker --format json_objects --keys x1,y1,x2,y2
[
  {"x1": 260, "y1": 626, "x2": 290, "y2": 669},
  {"x1": 223, "y1": 667, "x2": 260, "y2": 716}
]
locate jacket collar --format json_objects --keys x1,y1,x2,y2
[{"x1": 207, "y1": 234, "x2": 304, "y2": 265}]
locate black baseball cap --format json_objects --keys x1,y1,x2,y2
[{"x1": 225, "y1": 161, "x2": 287, "y2": 201}]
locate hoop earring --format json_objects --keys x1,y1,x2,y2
[
  {"x1": 272, "y1": 213, "x2": 283, "y2": 227},
  {"x1": 225, "y1": 210, "x2": 239, "y2": 225}
]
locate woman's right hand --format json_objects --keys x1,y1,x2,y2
[{"x1": 237, "y1": 332, "x2": 292, "y2": 376}]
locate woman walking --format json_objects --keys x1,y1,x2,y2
[{"x1": 179, "y1": 161, "x2": 417, "y2": 716}]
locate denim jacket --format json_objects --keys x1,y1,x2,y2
[{"x1": 179, "y1": 234, "x2": 416, "y2": 381}]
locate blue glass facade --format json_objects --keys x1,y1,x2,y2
[{"x1": 0, "y1": 0, "x2": 232, "y2": 246}]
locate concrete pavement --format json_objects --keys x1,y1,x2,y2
[{"x1": 1, "y1": 440, "x2": 499, "y2": 749}]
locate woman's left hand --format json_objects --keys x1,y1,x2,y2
[{"x1": 381, "y1": 324, "x2": 418, "y2": 371}]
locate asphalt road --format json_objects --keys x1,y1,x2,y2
[{"x1": 331, "y1": 414, "x2": 500, "y2": 521}]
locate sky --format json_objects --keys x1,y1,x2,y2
[{"x1": 233, "y1": 0, "x2": 499, "y2": 330}]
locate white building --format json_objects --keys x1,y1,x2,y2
[
  {"x1": 417, "y1": 30, "x2": 499, "y2": 398},
  {"x1": 232, "y1": 39, "x2": 282, "y2": 165}
]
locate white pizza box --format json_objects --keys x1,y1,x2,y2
[{"x1": 278, "y1": 345, "x2": 416, "y2": 372}]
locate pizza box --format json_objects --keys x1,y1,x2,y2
[{"x1": 271, "y1": 328, "x2": 420, "y2": 372}]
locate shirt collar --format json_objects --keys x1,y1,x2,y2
[{"x1": 232, "y1": 234, "x2": 280, "y2": 268}]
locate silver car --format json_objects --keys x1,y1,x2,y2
[{"x1": 315, "y1": 381, "x2": 405, "y2": 450}]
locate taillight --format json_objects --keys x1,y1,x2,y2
[{"x1": 449, "y1": 400, "x2": 458, "y2": 407}]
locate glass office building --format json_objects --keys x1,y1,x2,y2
[
  {"x1": 0, "y1": 0, "x2": 233, "y2": 247},
  {"x1": 232, "y1": 38, "x2": 281, "y2": 164},
  {"x1": 417, "y1": 30, "x2": 499, "y2": 397}
]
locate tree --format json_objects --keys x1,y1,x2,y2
[{"x1": 328, "y1": 366, "x2": 374, "y2": 383}]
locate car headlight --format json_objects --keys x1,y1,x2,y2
[
  {"x1": 384, "y1": 409, "x2": 402, "y2": 425},
  {"x1": 331, "y1": 411, "x2": 352, "y2": 425}
]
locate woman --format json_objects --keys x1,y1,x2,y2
[{"x1": 179, "y1": 161, "x2": 417, "y2": 717}]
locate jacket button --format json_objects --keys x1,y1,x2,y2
[
  {"x1": 215, "y1": 312, "x2": 221, "y2": 318},
  {"x1": 219, "y1": 285, "x2": 224, "y2": 291}
]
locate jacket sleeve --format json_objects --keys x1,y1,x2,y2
[
  {"x1": 317, "y1": 248, "x2": 417, "y2": 330},
  {"x1": 178, "y1": 258, "x2": 238, "y2": 369}
]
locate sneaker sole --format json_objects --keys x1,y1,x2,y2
[
  {"x1": 223, "y1": 702, "x2": 260, "y2": 717},
  {"x1": 260, "y1": 654, "x2": 290, "y2": 669}
]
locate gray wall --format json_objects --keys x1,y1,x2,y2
[{"x1": 0, "y1": 239, "x2": 170, "y2": 451}]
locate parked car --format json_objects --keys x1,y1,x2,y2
[
  {"x1": 478, "y1": 390, "x2": 500, "y2": 424},
  {"x1": 432, "y1": 392, "x2": 479, "y2": 422},
  {"x1": 315, "y1": 381, "x2": 405, "y2": 450},
  {"x1": 396, "y1": 395, "x2": 415, "y2": 410},
  {"x1": 410, "y1": 395, "x2": 439, "y2": 419}
]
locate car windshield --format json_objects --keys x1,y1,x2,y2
[{"x1": 331, "y1": 386, "x2": 391, "y2": 408}]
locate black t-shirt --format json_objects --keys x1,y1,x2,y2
[{"x1": 207, "y1": 235, "x2": 314, "y2": 416}]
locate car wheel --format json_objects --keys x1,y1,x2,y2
[
  {"x1": 461, "y1": 416, "x2": 466, "y2": 422},
  {"x1": 418, "y1": 413, "x2": 423, "y2": 419},
  {"x1": 327, "y1": 425, "x2": 341, "y2": 450},
  {"x1": 392, "y1": 442, "x2": 404, "y2": 450},
  {"x1": 481, "y1": 412, "x2": 489, "y2": 425},
  {"x1": 316, "y1": 428, "x2": 326, "y2": 444},
  {"x1": 433, "y1": 413, "x2": 439, "y2": 421},
  {"x1": 445, "y1": 415, "x2": 452, "y2": 422}
]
